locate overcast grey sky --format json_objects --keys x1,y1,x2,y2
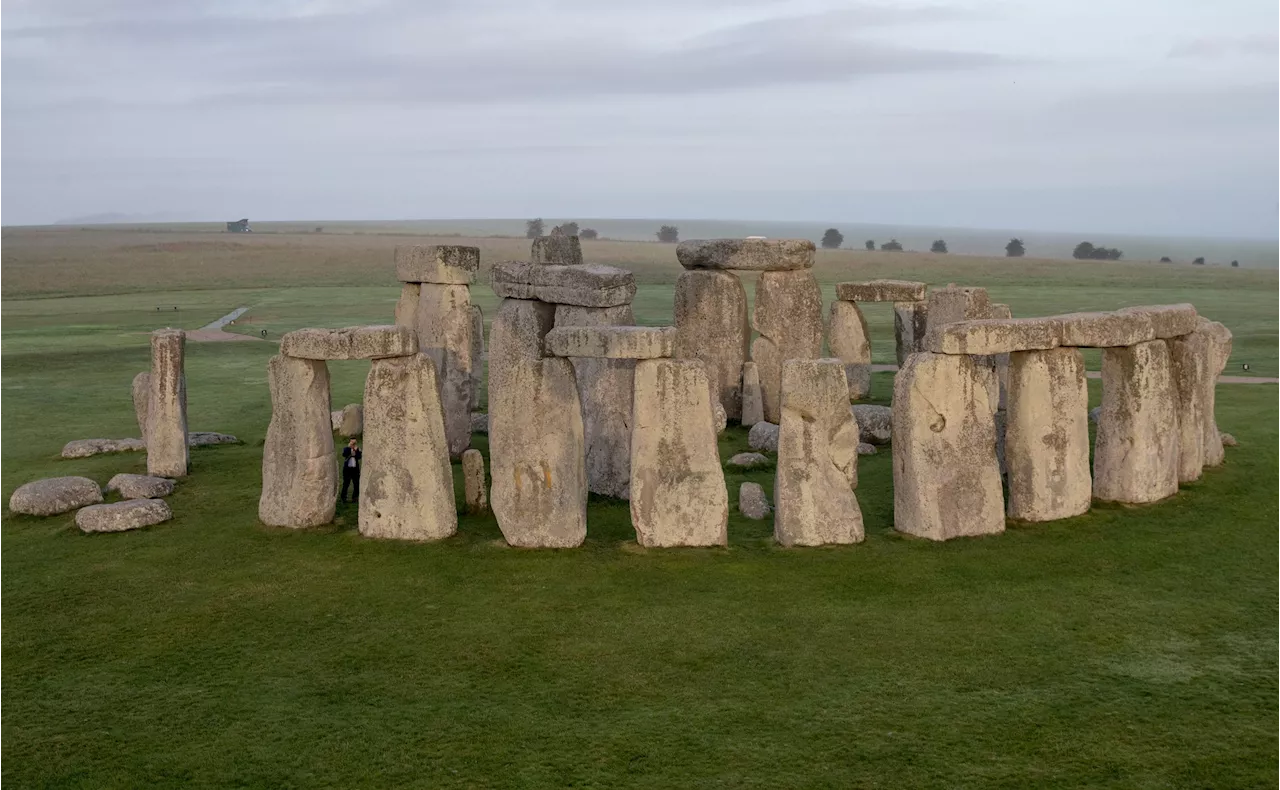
[{"x1": 3, "y1": 0, "x2": 1277, "y2": 236}]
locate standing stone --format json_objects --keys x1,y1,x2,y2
[
  {"x1": 531, "y1": 234, "x2": 584, "y2": 266},
  {"x1": 488, "y1": 299, "x2": 587, "y2": 548},
  {"x1": 673, "y1": 269, "x2": 749, "y2": 420},
  {"x1": 828, "y1": 300, "x2": 872, "y2": 400},
  {"x1": 555, "y1": 304, "x2": 636, "y2": 499},
  {"x1": 469, "y1": 305, "x2": 485, "y2": 411},
  {"x1": 924, "y1": 285, "x2": 992, "y2": 346},
  {"x1": 892, "y1": 353, "x2": 1003, "y2": 540},
  {"x1": 462, "y1": 448, "x2": 489, "y2": 515},
  {"x1": 1168, "y1": 331, "x2": 1210, "y2": 482},
  {"x1": 1005, "y1": 348, "x2": 1091, "y2": 521},
  {"x1": 774, "y1": 359, "x2": 863, "y2": 546},
  {"x1": 337, "y1": 403, "x2": 363, "y2": 437},
  {"x1": 412, "y1": 284, "x2": 474, "y2": 458},
  {"x1": 360, "y1": 354, "x2": 457, "y2": 541},
  {"x1": 395, "y1": 245, "x2": 479, "y2": 285},
  {"x1": 988, "y1": 303, "x2": 1013, "y2": 410},
  {"x1": 146, "y1": 329, "x2": 189, "y2": 478},
  {"x1": 1199, "y1": 320, "x2": 1233, "y2": 467},
  {"x1": 260, "y1": 355, "x2": 335, "y2": 528},
  {"x1": 894, "y1": 301, "x2": 929, "y2": 366},
  {"x1": 741, "y1": 362, "x2": 764, "y2": 427},
  {"x1": 394, "y1": 283, "x2": 421, "y2": 327},
  {"x1": 131, "y1": 371, "x2": 151, "y2": 441},
  {"x1": 630, "y1": 359, "x2": 728, "y2": 547},
  {"x1": 1093, "y1": 340, "x2": 1179, "y2": 504},
  {"x1": 752, "y1": 270, "x2": 824, "y2": 423}
]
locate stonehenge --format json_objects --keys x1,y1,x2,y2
[
  {"x1": 1093, "y1": 340, "x2": 1180, "y2": 504},
  {"x1": 831, "y1": 280, "x2": 928, "y2": 396},
  {"x1": 146, "y1": 329, "x2": 190, "y2": 478},
  {"x1": 752, "y1": 269, "x2": 824, "y2": 423},
  {"x1": 673, "y1": 269, "x2": 750, "y2": 420},
  {"x1": 1005, "y1": 348, "x2": 1091, "y2": 521}
]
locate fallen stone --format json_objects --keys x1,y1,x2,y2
[
  {"x1": 76, "y1": 498, "x2": 171, "y2": 533},
  {"x1": 857, "y1": 443, "x2": 877, "y2": 456},
  {"x1": 775, "y1": 358, "x2": 864, "y2": 546},
  {"x1": 410, "y1": 283, "x2": 474, "y2": 458},
  {"x1": 713, "y1": 400, "x2": 727, "y2": 435},
  {"x1": 1094, "y1": 340, "x2": 1179, "y2": 504},
  {"x1": 630, "y1": 359, "x2": 728, "y2": 547},
  {"x1": 395, "y1": 245, "x2": 479, "y2": 285},
  {"x1": 676, "y1": 238, "x2": 815, "y2": 271},
  {"x1": 280, "y1": 325, "x2": 418, "y2": 360},
  {"x1": 738, "y1": 482, "x2": 772, "y2": 520},
  {"x1": 927, "y1": 317, "x2": 1060, "y2": 355},
  {"x1": 531, "y1": 234, "x2": 583, "y2": 266},
  {"x1": 835, "y1": 280, "x2": 928, "y2": 303},
  {"x1": 490, "y1": 261, "x2": 635, "y2": 307},
  {"x1": 360, "y1": 354, "x2": 457, "y2": 541},
  {"x1": 105, "y1": 474, "x2": 175, "y2": 500},
  {"x1": 146, "y1": 328, "x2": 189, "y2": 478},
  {"x1": 673, "y1": 269, "x2": 750, "y2": 419},
  {"x1": 1117, "y1": 304, "x2": 1198, "y2": 339},
  {"x1": 892, "y1": 352, "x2": 1004, "y2": 540},
  {"x1": 545, "y1": 325, "x2": 676, "y2": 359},
  {"x1": 1005, "y1": 347, "x2": 1091, "y2": 521},
  {"x1": 259, "y1": 355, "x2": 335, "y2": 528},
  {"x1": 1199, "y1": 319, "x2": 1233, "y2": 467},
  {"x1": 1089, "y1": 406, "x2": 1101, "y2": 423},
  {"x1": 893, "y1": 301, "x2": 929, "y2": 365},
  {"x1": 1168, "y1": 330, "x2": 1210, "y2": 483},
  {"x1": 1056, "y1": 311, "x2": 1152, "y2": 348},
  {"x1": 187, "y1": 432, "x2": 238, "y2": 446},
  {"x1": 61, "y1": 438, "x2": 147, "y2": 459},
  {"x1": 337, "y1": 403, "x2": 363, "y2": 437},
  {"x1": 462, "y1": 448, "x2": 489, "y2": 515},
  {"x1": 1221, "y1": 432, "x2": 1238, "y2": 447},
  {"x1": 469, "y1": 305, "x2": 485, "y2": 411},
  {"x1": 748, "y1": 421, "x2": 780, "y2": 452},
  {"x1": 740, "y1": 361, "x2": 764, "y2": 427},
  {"x1": 470, "y1": 411, "x2": 489, "y2": 434},
  {"x1": 752, "y1": 269, "x2": 824, "y2": 422},
  {"x1": 131, "y1": 371, "x2": 151, "y2": 441},
  {"x1": 727, "y1": 452, "x2": 770, "y2": 468},
  {"x1": 828, "y1": 300, "x2": 871, "y2": 399},
  {"x1": 850, "y1": 404, "x2": 893, "y2": 445},
  {"x1": 9, "y1": 476, "x2": 103, "y2": 516}
]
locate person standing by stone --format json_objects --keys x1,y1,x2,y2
[{"x1": 340, "y1": 438, "x2": 362, "y2": 503}]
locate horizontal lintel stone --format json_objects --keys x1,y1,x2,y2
[
  {"x1": 545, "y1": 326, "x2": 676, "y2": 359},
  {"x1": 834, "y1": 280, "x2": 928, "y2": 303},
  {"x1": 926, "y1": 318, "x2": 1060, "y2": 355},
  {"x1": 490, "y1": 261, "x2": 636, "y2": 307},
  {"x1": 675, "y1": 238, "x2": 814, "y2": 271},
  {"x1": 395, "y1": 245, "x2": 479, "y2": 284},
  {"x1": 1116, "y1": 304, "x2": 1198, "y2": 339},
  {"x1": 280, "y1": 325, "x2": 418, "y2": 360}
]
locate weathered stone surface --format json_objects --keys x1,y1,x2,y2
[
  {"x1": 923, "y1": 285, "x2": 992, "y2": 347},
  {"x1": 360, "y1": 354, "x2": 457, "y2": 541},
  {"x1": 337, "y1": 403, "x2": 363, "y2": 437},
  {"x1": 462, "y1": 448, "x2": 489, "y2": 515},
  {"x1": 131, "y1": 371, "x2": 151, "y2": 441},
  {"x1": 850, "y1": 404, "x2": 893, "y2": 445},
  {"x1": 857, "y1": 443, "x2": 877, "y2": 456},
  {"x1": 105, "y1": 474, "x2": 175, "y2": 500},
  {"x1": 989, "y1": 304, "x2": 1012, "y2": 320},
  {"x1": 488, "y1": 298, "x2": 587, "y2": 548},
  {"x1": 1090, "y1": 406, "x2": 1102, "y2": 424},
  {"x1": 10, "y1": 477, "x2": 103, "y2": 516},
  {"x1": 545, "y1": 325, "x2": 676, "y2": 359},
  {"x1": 1117, "y1": 304, "x2": 1198, "y2": 339},
  {"x1": 739, "y1": 482, "x2": 772, "y2": 520},
  {"x1": 411, "y1": 284, "x2": 474, "y2": 458},
  {"x1": 470, "y1": 411, "x2": 489, "y2": 434},
  {"x1": 490, "y1": 261, "x2": 635, "y2": 307},
  {"x1": 146, "y1": 329, "x2": 189, "y2": 478},
  {"x1": 188, "y1": 432, "x2": 238, "y2": 446},
  {"x1": 1056, "y1": 311, "x2": 1152, "y2": 348},
  {"x1": 630, "y1": 359, "x2": 728, "y2": 547},
  {"x1": 752, "y1": 269, "x2": 824, "y2": 423},
  {"x1": 469, "y1": 305, "x2": 485, "y2": 411},
  {"x1": 395, "y1": 245, "x2": 479, "y2": 285},
  {"x1": 1199, "y1": 319, "x2": 1233, "y2": 467},
  {"x1": 828, "y1": 300, "x2": 871, "y2": 400},
  {"x1": 76, "y1": 498, "x2": 171, "y2": 533},
  {"x1": 394, "y1": 283, "x2": 420, "y2": 327},
  {"x1": 1005, "y1": 348, "x2": 1091, "y2": 521},
  {"x1": 893, "y1": 301, "x2": 929, "y2": 365},
  {"x1": 892, "y1": 353, "x2": 1004, "y2": 540},
  {"x1": 1221, "y1": 432, "x2": 1238, "y2": 447},
  {"x1": 835, "y1": 280, "x2": 927, "y2": 303},
  {"x1": 531, "y1": 234, "x2": 583, "y2": 266},
  {"x1": 927, "y1": 318, "x2": 1060, "y2": 355},
  {"x1": 259, "y1": 355, "x2": 335, "y2": 528},
  {"x1": 775, "y1": 359, "x2": 864, "y2": 546},
  {"x1": 748, "y1": 421, "x2": 780, "y2": 452},
  {"x1": 713, "y1": 400, "x2": 727, "y2": 435},
  {"x1": 727, "y1": 452, "x2": 769, "y2": 468},
  {"x1": 280, "y1": 325, "x2": 418, "y2": 360},
  {"x1": 673, "y1": 269, "x2": 750, "y2": 419},
  {"x1": 740, "y1": 361, "x2": 764, "y2": 427},
  {"x1": 676, "y1": 238, "x2": 815, "y2": 271},
  {"x1": 331, "y1": 410, "x2": 343, "y2": 430},
  {"x1": 61, "y1": 438, "x2": 147, "y2": 459},
  {"x1": 1168, "y1": 331, "x2": 1210, "y2": 482},
  {"x1": 555, "y1": 304, "x2": 636, "y2": 499},
  {"x1": 1094, "y1": 340, "x2": 1179, "y2": 504}
]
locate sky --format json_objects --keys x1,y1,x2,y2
[{"x1": 3, "y1": 0, "x2": 1277, "y2": 237}]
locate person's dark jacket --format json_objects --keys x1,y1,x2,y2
[{"x1": 341, "y1": 446, "x2": 362, "y2": 471}]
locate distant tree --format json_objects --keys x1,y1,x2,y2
[
  {"x1": 1073, "y1": 241, "x2": 1096, "y2": 260},
  {"x1": 1231, "y1": 259, "x2": 1239, "y2": 267},
  {"x1": 559, "y1": 221, "x2": 580, "y2": 236},
  {"x1": 881, "y1": 239, "x2": 904, "y2": 252},
  {"x1": 1159, "y1": 256, "x2": 1172, "y2": 263},
  {"x1": 656, "y1": 225, "x2": 679, "y2": 243},
  {"x1": 821, "y1": 228, "x2": 844, "y2": 249},
  {"x1": 864, "y1": 239, "x2": 876, "y2": 251},
  {"x1": 580, "y1": 228, "x2": 599, "y2": 240},
  {"x1": 1192, "y1": 256, "x2": 1205, "y2": 265},
  {"x1": 1074, "y1": 241, "x2": 1123, "y2": 260},
  {"x1": 930, "y1": 239, "x2": 948, "y2": 254},
  {"x1": 1005, "y1": 238, "x2": 1026, "y2": 257},
  {"x1": 525, "y1": 218, "x2": 544, "y2": 239}
]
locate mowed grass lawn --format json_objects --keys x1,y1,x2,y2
[{"x1": 2, "y1": 228, "x2": 1277, "y2": 788}]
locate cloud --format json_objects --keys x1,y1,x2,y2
[{"x1": 1169, "y1": 33, "x2": 1279, "y2": 59}]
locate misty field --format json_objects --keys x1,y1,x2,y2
[{"x1": 2, "y1": 227, "x2": 1277, "y2": 788}]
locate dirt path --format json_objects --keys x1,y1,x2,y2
[
  {"x1": 188, "y1": 307, "x2": 263, "y2": 342},
  {"x1": 868, "y1": 363, "x2": 1276, "y2": 384}
]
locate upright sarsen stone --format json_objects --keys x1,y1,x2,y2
[
  {"x1": 752, "y1": 270, "x2": 824, "y2": 423},
  {"x1": 1199, "y1": 319, "x2": 1233, "y2": 467},
  {"x1": 892, "y1": 353, "x2": 1003, "y2": 540},
  {"x1": 531, "y1": 234, "x2": 584, "y2": 266},
  {"x1": 260, "y1": 355, "x2": 335, "y2": 528},
  {"x1": 1005, "y1": 347, "x2": 1091, "y2": 521},
  {"x1": 741, "y1": 362, "x2": 764, "y2": 427},
  {"x1": 1168, "y1": 330, "x2": 1210, "y2": 482},
  {"x1": 828, "y1": 300, "x2": 872, "y2": 399},
  {"x1": 413, "y1": 284, "x2": 474, "y2": 458},
  {"x1": 488, "y1": 299, "x2": 587, "y2": 548},
  {"x1": 359, "y1": 354, "x2": 457, "y2": 541},
  {"x1": 132, "y1": 371, "x2": 151, "y2": 441},
  {"x1": 146, "y1": 329, "x2": 189, "y2": 477},
  {"x1": 673, "y1": 269, "x2": 749, "y2": 420},
  {"x1": 893, "y1": 301, "x2": 928, "y2": 365},
  {"x1": 469, "y1": 305, "x2": 485, "y2": 411},
  {"x1": 1093, "y1": 340, "x2": 1179, "y2": 504}
]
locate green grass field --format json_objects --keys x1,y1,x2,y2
[{"x1": 2, "y1": 227, "x2": 1276, "y2": 788}]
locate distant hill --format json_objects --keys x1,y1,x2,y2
[{"x1": 54, "y1": 211, "x2": 192, "y2": 225}]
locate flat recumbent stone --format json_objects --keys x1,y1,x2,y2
[
  {"x1": 676, "y1": 238, "x2": 815, "y2": 271},
  {"x1": 280, "y1": 325, "x2": 418, "y2": 360},
  {"x1": 544, "y1": 326, "x2": 675, "y2": 359}
]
